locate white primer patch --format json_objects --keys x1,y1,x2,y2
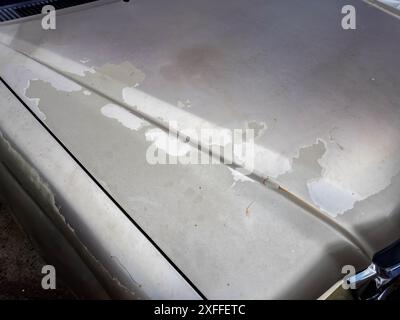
[
  {"x1": 314, "y1": 128, "x2": 400, "y2": 216},
  {"x1": 101, "y1": 104, "x2": 149, "y2": 131},
  {"x1": 307, "y1": 179, "x2": 361, "y2": 217},
  {"x1": 3, "y1": 64, "x2": 82, "y2": 120},
  {"x1": 83, "y1": 90, "x2": 92, "y2": 96}
]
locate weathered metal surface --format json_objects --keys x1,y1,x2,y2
[
  {"x1": 0, "y1": 82, "x2": 200, "y2": 299},
  {"x1": 0, "y1": 0, "x2": 399, "y2": 298}
]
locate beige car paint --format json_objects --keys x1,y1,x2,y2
[{"x1": 0, "y1": 0, "x2": 399, "y2": 299}]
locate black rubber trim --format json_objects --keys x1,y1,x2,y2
[{"x1": 0, "y1": 76, "x2": 207, "y2": 300}]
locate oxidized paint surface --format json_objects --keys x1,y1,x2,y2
[{"x1": 0, "y1": 0, "x2": 399, "y2": 298}]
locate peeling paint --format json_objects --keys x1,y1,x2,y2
[
  {"x1": 10, "y1": 34, "x2": 399, "y2": 223},
  {"x1": 279, "y1": 139, "x2": 361, "y2": 217},
  {"x1": 246, "y1": 121, "x2": 267, "y2": 138},
  {"x1": 0, "y1": 131, "x2": 58, "y2": 216},
  {"x1": 0, "y1": 1, "x2": 398, "y2": 299},
  {"x1": 124, "y1": 82, "x2": 292, "y2": 177},
  {"x1": 10, "y1": 68, "x2": 83, "y2": 93},
  {"x1": 318, "y1": 125, "x2": 400, "y2": 215},
  {"x1": 101, "y1": 103, "x2": 149, "y2": 131},
  {"x1": 3, "y1": 64, "x2": 82, "y2": 120},
  {"x1": 25, "y1": 79, "x2": 82, "y2": 122},
  {"x1": 277, "y1": 136, "x2": 400, "y2": 217},
  {"x1": 22, "y1": 63, "x2": 396, "y2": 219},
  {"x1": 0, "y1": 130, "x2": 140, "y2": 298},
  {"x1": 307, "y1": 179, "x2": 362, "y2": 217}
]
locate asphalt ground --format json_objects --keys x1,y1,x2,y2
[{"x1": 0, "y1": 195, "x2": 75, "y2": 299}]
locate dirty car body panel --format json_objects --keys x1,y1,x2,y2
[{"x1": 0, "y1": 0, "x2": 399, "y2": 299}]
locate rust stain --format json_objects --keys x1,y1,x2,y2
[{"x1": 245, "y1": 201, "x2": 255, "y2": 217}]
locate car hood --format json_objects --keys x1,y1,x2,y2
[{"x1": 0, "y1": 0, "x2": 399, "y2": 298}]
